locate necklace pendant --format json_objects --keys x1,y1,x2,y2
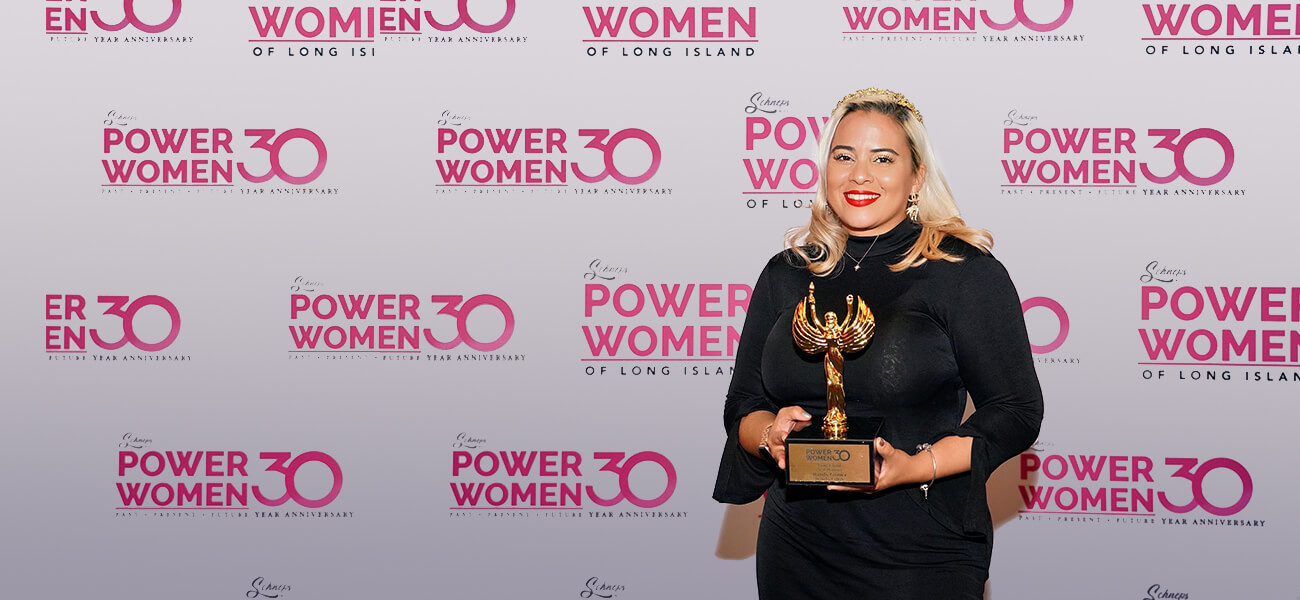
[{"x1": 853, "y1": 265, "x2": 860, "y2": 271}]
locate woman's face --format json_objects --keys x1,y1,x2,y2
[{"x1": 824, "y1": 110, "x2": 926, "y2": 237}]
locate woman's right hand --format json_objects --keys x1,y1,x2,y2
[{"x1": 766, "y1": 406, "x2": 813, "y2": 470}]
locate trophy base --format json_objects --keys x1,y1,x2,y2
[{"x1": 785, "y1": 416, "x2": 884, "y2": 486}]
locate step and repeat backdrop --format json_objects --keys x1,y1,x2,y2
[{"x1": 2, "y1": 1, "x2": 1296, "y2": 598}]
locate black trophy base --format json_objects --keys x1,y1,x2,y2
[{"x1": 785, "y1": 416, "x2": 884, "y2": 486}]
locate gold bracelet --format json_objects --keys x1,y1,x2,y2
[
  {"x1": 916, "y1": 443, "x2": 937, "y2": 500},
  {"x1": 758, "y1": 424, "x2": 773, "y2": 456}
]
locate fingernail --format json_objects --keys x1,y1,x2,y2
[{"x1": 799, "y1": 411, "x2": 811, "y2": 419}]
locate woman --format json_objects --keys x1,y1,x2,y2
[{"x1": 713, "y1": 88, "x2": 1043, "y2": 599}]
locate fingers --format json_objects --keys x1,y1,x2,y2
[
  {"x1": 868, "y1": 436, "x2": 904, "y2": 492},
  {"x1": 779, "y1": 406, "x2": 813, "y2": 423},
  {"x1": 822, "y1": 438, "x2": 893, "y2": 494},
  {"x1": 770, "y1": 407, "x2": 812, "y2": 470}
]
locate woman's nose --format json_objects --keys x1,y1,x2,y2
[{"x1": 852, "y1": 165, "x2": 872, "y2": 184}]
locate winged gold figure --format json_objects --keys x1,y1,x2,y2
[{"x1": 792, "y1": 282, "x2": 875, "y2": 440}]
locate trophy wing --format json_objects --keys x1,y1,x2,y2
[
  {"x1": 792, "y1": 297, "x2": 829, "y2": 352},
  {"x1": 838, "y1": 298, "x2": 875, "y2": 354}
]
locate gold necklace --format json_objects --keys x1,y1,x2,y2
[{"x1": 846, "y1": 234, "x2": 880, "y2": 272}]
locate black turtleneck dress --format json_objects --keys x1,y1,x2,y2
[{"x1": 713, "y1": 220, "x2": 1044, "y2": 599}]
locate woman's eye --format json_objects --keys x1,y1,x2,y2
[
  {"x1": 872, "y1": 155, "x2": 895, "y2": 164},
  {"x1": 833, "y1": 154, "x2": 852, "y2": 162}
]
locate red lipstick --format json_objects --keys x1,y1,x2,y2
[{"x1": 844, "y1": 191, "x2": 879, "y2": 207}]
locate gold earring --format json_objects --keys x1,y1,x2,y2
[{"x1": 906, "y1": 193, "x2": 920, "y2": 223}]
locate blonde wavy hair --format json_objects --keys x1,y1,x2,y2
[{"x1": 786, "y1": 91, "x2": 992, "y2": 275}]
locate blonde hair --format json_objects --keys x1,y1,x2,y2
[{"x1": 786, "y1": 92, "x2": 992, "y2": 275}]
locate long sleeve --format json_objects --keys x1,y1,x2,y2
[
  {"x1": 940, "y1": 253, "x2": 1045, "y2": 534},
  {"x1": 712, "y1": 256, "x2": 785, "y2": 504}
]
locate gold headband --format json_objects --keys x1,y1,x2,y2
[{"x1": 835, "y1": 88, "x2": 923, "y2": 124}]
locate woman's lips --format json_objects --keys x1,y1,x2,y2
[{"x1": 844, "y1": 191, "x2": 879, "y2": 207}]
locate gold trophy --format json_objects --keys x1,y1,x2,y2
[{"x1": 786, "y1": 282, "x2": 883, "y2": 485}]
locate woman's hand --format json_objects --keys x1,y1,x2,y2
[
  {"x1": 765, "y1": 406, "x2": 813, "y2": 470},
  {"x1": 827, "y1": 437, "x2": 923, "y2": 493}
]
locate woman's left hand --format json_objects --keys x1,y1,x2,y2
[{"x1": 826, "y1": 437, "x2": 921, "y2": 493}]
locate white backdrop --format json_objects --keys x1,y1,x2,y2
[{"x1": 2, "y1": 1, "x2": 1296, "y2": 598}]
